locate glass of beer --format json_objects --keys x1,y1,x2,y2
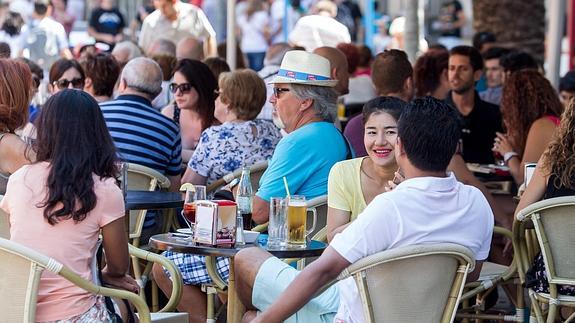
[{"x1": 286, "y1": 195, "x2": 316, "y2": 249}]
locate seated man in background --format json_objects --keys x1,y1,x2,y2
[{"x1": 235, "y1": 96, "x2": 494, "y2": 323}]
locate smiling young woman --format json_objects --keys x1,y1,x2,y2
[{"x1": 326, "y1": 96, "x2": 407, "y2": 242}]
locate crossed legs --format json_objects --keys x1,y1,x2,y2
[{"x1": 234, "y1": 247, "x2": 274, "y2": 322}]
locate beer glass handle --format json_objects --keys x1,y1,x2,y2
[{"x1": 306, "y1": 207, "x2": 317, "y2": 238}]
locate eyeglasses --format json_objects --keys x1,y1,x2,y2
[
  {"x1": 273, "y1": 87, "x2": 290, "y2": 98},
  {"x1": 169, "y1": 83, "x2": 193, "y2": 94},
  {"x1": 54, "y1": 78, "x2": 84, "y2": 90}
]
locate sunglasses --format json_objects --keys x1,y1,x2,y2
[
  {"x1": 169, "y1": 83, "x2": 193, "y2": 94},
  {"x1": 54, "y1": 78, "x2": 84, "y2": 90},
  {"x1": 273, "y1": 87, "x2": 290, "y2": 98}
]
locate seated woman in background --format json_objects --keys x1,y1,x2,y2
[
  {"x1": 0, "y1": 90, "x2": 138, "y2": 321},
  {"x1": 182, "y1": 69, "x2": 281, "y2": 187},
  {"x1": 0, "y1": 59, "x2": 34, "y2": 193},
  {"x1": 48, "y1": 58, "x2": 85, "y2": 94},
  {"x1": 162, "y1": 59, "x2": 218, "y2": 162},
  {"x1": 516, "y1": 97, "x2": 575, "y2": 297},
  {"x1": 493, "y1": 70, "x2": 563, "y2": 185},
  {"x1": 327, "y1": 96, "x2": 405, "y2": 242}
]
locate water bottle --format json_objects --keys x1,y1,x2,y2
[
  {"x1": 235, "y1": 209, "x2": 245, "y2": 246},
  {"x1": 236, "y1": 166, "x2": 253, "y2": 230}
]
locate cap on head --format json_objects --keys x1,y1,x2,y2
[{"x1": 268, "y1": 50, "x2": 337, "y2": 87}]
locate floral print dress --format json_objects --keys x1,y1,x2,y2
[{"x1": 188, "y1": 119, "x2": 281, "y2": 186}]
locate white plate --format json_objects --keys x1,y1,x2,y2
[
  {"x1": 176, "y1": 228, "x2": 193, "y2": 235},
  {"x1": 244, "y1": 230, "x2": 260, "y2": 244}
]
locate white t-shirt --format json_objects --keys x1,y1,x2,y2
[
  {"x1": 288, "y1": 15, "x2": 351, "y2": 51},
  {"x1": 139, "y1": 1, "x2": 216, "y2": 52},
  {"x1": 270, "y1": 0, "x2": 301, "y2": 44},
  {"x1": 330, "y1": 173, "x2": 494, "y2": 323},
  {"x1": 237, "y1": 11, "x2": 269, "y2": 53},
  {"x1": 342, "y1": 75, "x2": 376, "y2": 105}
]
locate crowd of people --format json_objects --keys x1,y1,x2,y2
[{"x1": 0, "y1": 0, "x2": 575, "y2": 322}]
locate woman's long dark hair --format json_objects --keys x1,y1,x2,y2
[
  {"x1": 174, "y1": 59, "x2": 217, "y2": 132},
  {"x1": 35, "y1": 89, "x2": 119, "y2": 225}
]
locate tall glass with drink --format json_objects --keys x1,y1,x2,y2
[
  {"x1": 181, "y1": 185, "x2": 206, "y2": 236},
  {"x1": 286, "y1": 195, "x2": 316, "y2": 249}
]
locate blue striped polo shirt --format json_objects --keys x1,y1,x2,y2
[{"x1": 100, "y1": 95, "x2": 182, "y2": 177}]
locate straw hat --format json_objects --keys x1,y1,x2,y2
[{"x1": 269, "y1": 50, "x2": 337, "y2": 87}]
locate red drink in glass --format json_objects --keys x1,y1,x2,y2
[{"x1": 183, "y1": 203, "x2": 196, "y2": 223}]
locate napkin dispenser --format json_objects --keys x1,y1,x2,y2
[{"x1": 194, "y1": 200, "x2": 237, "y2": 246}]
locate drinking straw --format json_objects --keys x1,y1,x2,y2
[{"x1": 283, "y1": 176, "x2": 291, "y2": 198}]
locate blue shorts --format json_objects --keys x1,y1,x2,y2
[{"x1": 252, "y1": 257, "x2": 340, "y2": 323}]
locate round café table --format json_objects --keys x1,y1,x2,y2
[{"x1": 150, "y1": 233, "x2": 327, "y2": 323}]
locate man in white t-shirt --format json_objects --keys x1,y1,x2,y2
[
  {"x1": 288, "y1": 0, "x2": 350, "y2": 51},
  {"x1": 138, "y1": 0, "x2": 216, "y2": 57},
  {"x1": 234, "y1": 96, "x2": 494, "y2": 323}
]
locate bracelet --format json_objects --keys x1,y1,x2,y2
[{"x1": 503, "y1": 152, "x2": 519, "y2": 164}]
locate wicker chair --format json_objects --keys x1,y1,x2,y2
[
  {"x1": 205, "y1": 160, "x2": 268, "y2": 194},
  {"x1": 0, "y1": 237, "x2": 187, "y2": 323},
  {"x1": 335, "y1": 243, "x2": 475, "y2": 323},
  {"x1": 457, "y1": 226, "x2": 525, "y2": 322},
  {"x1": 123, "y1": 163, "x2": 173, "y2": 309},
  {"x1": 0, "y1": 195, "x2": 8, "y2": 239},
  {"x1": 124, "y1": 162, "x2": 171, "y2": 247},
  {"x1": 513, "y1": 196, "x2": 575, "y2": 323}
]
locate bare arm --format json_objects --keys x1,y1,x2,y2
[
  {"x1": 168, "y1": 174, "x2": 182, "y2": 192},
  {"x1": 180, "y1": 167, "x2": 206, "y2": 187},
  {"x1": 252, "y1": 195, "x2": 270, "y2": 224},
  {"x1": 87, "y1": 27, "x2": 115, "y2": 44},
  {"x1": 0, "y1": 134, "x2": 34, "y2": 174},
  {"x1": 326, "y1": 207, "x2": 351, "y2": 243},
  {"x1": 101, "y1": 218, "x2": 139, "y2": 293},
  {"x1": 252, "y1": 247, "x2": 351, "y2": 323},
  {"x1": 205, "y1": 36, "x2": 217, "y2": 57}
]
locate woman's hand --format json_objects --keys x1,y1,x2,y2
[
  {"x1": 492, "y1": 132, "x2": 514, "y2": 155},
  {"x1": 101, "y1": 270, "x2": 140, "y2": 294},
  {"x1": 385, "y1": 170, "x2": 405, "y2": 192}
]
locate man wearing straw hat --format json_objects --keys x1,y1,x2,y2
[
  {"x1": 251, "y1": 50, "x2": 350, "y2": 224},
  {"x1": 234, "y1": 97, "x2": 493, "y2": 323}
]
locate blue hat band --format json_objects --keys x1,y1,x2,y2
[{"x1": 277, "y1": 69, "x2": 331, "y2": 82}]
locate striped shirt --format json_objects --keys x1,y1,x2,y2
[{"x1": 100, "y1": 95, "x2": 182, "y2": 176}]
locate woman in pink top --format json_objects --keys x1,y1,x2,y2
[
  {"x1": 0, "y1": 89, "x2": 138, "y2": 322},
  {"x1": 493, "y1": 70, "x2": 563, "y2": 185}
]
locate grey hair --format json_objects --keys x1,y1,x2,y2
[
  {"x1": 112, "y1": 41, "x2": 143, "y2": 61},
  {"x1": 290, "y1": 84, "x2": 338, "y2": 122},
  {"x1": 121, "y1": 57, "x2": 163, "y2": 98}
]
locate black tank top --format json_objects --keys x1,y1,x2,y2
[{"x1": 544, "y1": 173, "x2": 575, "y2": 199}]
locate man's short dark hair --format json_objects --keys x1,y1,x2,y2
[
  {"x1": 80, "y1": 53, "x2": 121, "y2": 97},
  {"x1": 559, "y1": 71, "x2": 575, "y2": 92},
  {"x1": 499, "y1": 50, "x2": 538, "y2": 73},
  {"x1": 449, "y1": 46, "x2": 484, "y2": 71},
  {"x1": 472, "y1": 31, "x2": 496, "y2": 51},
  {"x1": 371, "y1": 49, "x2": 413, "y2": 95},
  {"x1": 34, "y1": 0, "x2": 51, "y2": 15},
  {"x1": 398, "y1": 96, "x2": 461, "y2": 172},
  {"x1": 482, "y1": 47, "x2": 510, "y2": 61}
]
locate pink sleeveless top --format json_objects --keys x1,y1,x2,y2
[{"x1": 547, "y1": 115, "x2": 561, "y2": 126}]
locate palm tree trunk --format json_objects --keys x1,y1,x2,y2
[{"x1": 473, "y1": 0, "x2": 545, "y2": 63}]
